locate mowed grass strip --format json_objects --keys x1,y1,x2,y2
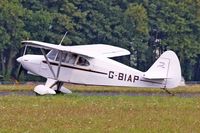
[
  {"x1": 0, "y1": 84, "x2": 200, "y2": 93},
  {"x1": 0, "y1": 95, "x2": 200, "y2": 132}
]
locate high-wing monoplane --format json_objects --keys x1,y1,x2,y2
[{"x1": 17, "y1": 39, "x2": 182, "y2": 95}]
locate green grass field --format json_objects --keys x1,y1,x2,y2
[
  {"x1": 0, "y1": 83, "x2": 200, "y2": 93},
  {"x1": 0, "y1": 84, "x2": 200, "y2": 132}
]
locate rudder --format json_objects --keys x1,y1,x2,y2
[{"x1": 144, "y1": 50, "x2": 181, "y2": 88}]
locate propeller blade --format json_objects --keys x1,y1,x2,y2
[
  {"x1": 16, "y1": 63, "x2": 23, "y2": 80},
  {"x1": 16, "y1": 45, "x2": 28, "y2": 80}
]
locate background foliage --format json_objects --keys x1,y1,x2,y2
[{"x1": 0, "y1": 0, "x2": 200, "y2": 81}]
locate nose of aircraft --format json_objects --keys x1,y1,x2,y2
[{"x1": 17, "y1": 56, "x2": 23, "y2": 63}]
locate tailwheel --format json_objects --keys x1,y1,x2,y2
[{"x1": 161, "y1": 87, "x2": 175, "y2": 96}]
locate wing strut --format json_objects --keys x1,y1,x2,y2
[
  {"x1": 57, "y1": 51, "x2": 62, "y2": 79},
  {"x1": 40, "y1": 48, "x2": 66, "y2": 94},
  {"x1": 59, "y1": 31, "x2": 68, "y2": 45},
  {"x1": 41, "y1": 48, "x2": 63, "y2": 81},
  {"x1": 40, "y1": 48, "x2": 56, "y2": 79}
]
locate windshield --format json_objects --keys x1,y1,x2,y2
[{"x1": 47, "y1": 49, "x2": 58, "y2": 60}]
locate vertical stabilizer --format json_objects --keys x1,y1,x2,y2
[{"x1": 144, "y1": 50, "x2": 181, "y2": 88}]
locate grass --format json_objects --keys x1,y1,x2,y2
[
  {"x1": 0, "y1": 95, "x2": 200, "y2": 132},
  {"x1": 0, "y1": 83, "x2": 200, "y2": 93},
  {"x1": 0, "y1": 84, "x2": 200, "y2": 132}
]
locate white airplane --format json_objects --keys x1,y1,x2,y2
[{"x1": 16, "y1": 39, "x2": 182, "y2": 95}]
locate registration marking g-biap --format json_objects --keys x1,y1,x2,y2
[{"x1": 108, "y1": 71, "x2": 139, "y2": 83}]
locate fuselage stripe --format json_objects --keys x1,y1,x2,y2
[
  {"x1": 42, "y1": 61, "x2": 108, "y2": 75},
  {"x1": 140, "y1": 79, "x2": 163, "y2": 84}
]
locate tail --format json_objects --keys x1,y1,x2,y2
[{"x1": 143, "y1": 50, "x2": 181, "y2": 89}]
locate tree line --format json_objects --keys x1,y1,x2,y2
[{"x1": 0, "y1": 0, "x2": 200, "y2": 81}]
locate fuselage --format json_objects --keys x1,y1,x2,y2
[{"x1": 17, "y1": 50, "x2": 165, "y2": 88}]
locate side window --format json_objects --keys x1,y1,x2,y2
[
  {"x1": 55, "y1": 52, "x2": 67, "y2": 62},
  {"x1": 62, "y1": 53, "x2": 67, "y2": 62},
  {"x1": 77, "y1": 57, "x2": 90, "y2": 66},
  {"x1": 47, "y1": 50, "x2": 58, "y2": 60},
  {"x1": 65, "y1": 53, "x2": 77, "y2": 65}
]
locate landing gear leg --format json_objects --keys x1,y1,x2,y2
[
  {"x1": 56, "y1": 82, "x2": 64, "y2": 94},
  {"x1": 48, "y1": 80, "x2": 72, "y2": 94}
]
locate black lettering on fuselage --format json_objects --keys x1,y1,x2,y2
[
  {"x1": 108, "y1": 71, "x2": 139, "y2": 83},
  {"x1": 108, "y1": 71, "x2": 114, "y2": 79},
  {"x1": 133, "y1": 76, "x2": 139, "y2": 82},
  {"x1": 127, "y1": 75, "x2": 132, "y2": 82},
  {"x1": 124, "y1": 74, "x2": 127, "y2": 81},
  {"x1": 118, "y1": 73, "x2": 124, "y2": 80}
]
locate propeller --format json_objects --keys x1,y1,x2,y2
[
  {"x1": 16, "y1": 63, "x2": 23, "y2": 80},
  {"x1": 16, "y1": 45, "x2": 27, "y2": 80}
]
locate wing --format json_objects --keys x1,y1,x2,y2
[{"x1": 22, "y1": 40, "x2": 130, "y2": 58}]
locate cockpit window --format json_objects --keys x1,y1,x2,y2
[
  {"x1": 47, "y1": 50, "x2": 58, "y2": 60},
  {"x1": 47, "y1": 50, "x2": 79, "y2": 65},
  {"x1": 77, "y1": 57, "x2": 90, "y2": 66},
  {"x1": 65, "y1": 53, "x2": 77, "y2": 64},
  {"x1": 61, "y1": 53, "x2": 67, "y2": 62},
  {"x1": 55, "y1": 52, "x2": 67, "y2": 62}
]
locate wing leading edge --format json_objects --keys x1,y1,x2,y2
[{"x1": 22, "y1": 40, "x2": 130, "y2": 58}]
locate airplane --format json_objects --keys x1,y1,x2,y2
[{"x1": 16, "y1": 37, "x2": 182, "y2": 95}]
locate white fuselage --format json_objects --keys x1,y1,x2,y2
[{"x1": 17, "y1": 53, "x2": 165, "y2": 88}]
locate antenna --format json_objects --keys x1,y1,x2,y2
[{"x1": 59, "y1": 31, "x2": 68, "y2": 45}]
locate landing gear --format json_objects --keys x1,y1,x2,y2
[
  {"x1": 49, "y1": 81, "x2": 72, "y2": 94},
  {"x1": 34, "y1": 81, "x2": 72, "y2": 95},
  {"x1": 52, "y1": 81, "x2": 64, "y2": 94},
  {"x1": 161, "y1": 87, "x2": 174, "y2": 96},
  {"x1": 34, "y1": 85, "x2": 56, "y2": 95}
]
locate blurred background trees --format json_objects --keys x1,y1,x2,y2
[{"x1": 0, "y1": 0, "x2": 200, "y2": 81}]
